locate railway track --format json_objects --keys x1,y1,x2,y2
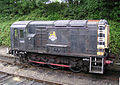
[
  {"x1": 0, "y1": 55, "x2": 60, "y2": 85},
  {"x1": 0, "y1": 54, "x2": 118, "y2": 85},
  {"x1": 0, "y1": 73, "x2": 56, "y2": 85}
]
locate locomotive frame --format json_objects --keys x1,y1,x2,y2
[{"x1": 10, "y1": 20, "x2": 110, "y2": 74}]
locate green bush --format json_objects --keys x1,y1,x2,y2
[
  {"x1": 109, "y1": 21, "x2": 120, "y2": 55},
  {"x1": 0, "y1": 21, "x2": 13, "y2": 46}
]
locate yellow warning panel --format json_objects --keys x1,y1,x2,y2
[
  {"x1": 105, "y1": 25, "x2": 110, "y2": 48},
  {"x1": 97, "y1": 45, "x2": 105, "y2": 49},
  {"x1": 97, "y1": 52, "x2": 104, "y2": 56}
]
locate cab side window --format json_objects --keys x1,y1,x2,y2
[
  {"x1": 14, "y1": 29, "x2": 18, "y2": 37},
  {"x1": 20, "y1": 30, "x2": 24, "y2": 38}
]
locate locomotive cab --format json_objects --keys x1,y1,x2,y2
[{"x1": 10, "y1": 21, "x2": 31, "y2": 54}]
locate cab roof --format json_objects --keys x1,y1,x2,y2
[
  {"x1": 10, "y1": 20, "x2": 108, "y2": 29},
  {"x1": 10, "y1": 21, "x2": 31, "y2": 28}
]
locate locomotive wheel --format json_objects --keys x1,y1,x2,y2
[
  {"x1": 69, "y1": 66, "x2": 82, "y2": 73},
  {"x1": 28, "y1": 54, "x2": 41, "y2": 66},
  {"x1": 47, "y1": 57, "x2": 60, "y2": 70},
  {"x1": 69, "y1": 59, "x2": 82, "y2": 72}
]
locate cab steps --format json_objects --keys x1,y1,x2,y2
[{"x1": 89, "y1": 57, "x2": 104, "y2": 74}]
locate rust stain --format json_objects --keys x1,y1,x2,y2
[{"x1": 88, "y1": 20, "x2": 100, "y2": 22}]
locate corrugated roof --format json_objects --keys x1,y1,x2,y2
[
  {"x1": 11, "y1": 21, "x2": 31, "y2": 28},
  {"x1": 30, "y1": 21, "x2": 54, "y2": 25},
  {"x1": 69, "y1": 20, "x2": 87, "y2": 27},
  {"x1": 54, "y1": 20, "x2": 71, "y2": 27}
]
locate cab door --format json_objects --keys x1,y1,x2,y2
[{"x1": 18, "y1": 28, "x2": 25, "y2": 50}]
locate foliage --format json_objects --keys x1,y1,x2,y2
[
  {"x1": 109, "y1": 21, "x2": 120, "y2": 55},
  {"x1": 0, "y1": 21, "x2": 13, "y2": 46}
]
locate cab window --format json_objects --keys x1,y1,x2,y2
[
  {"x1": 14, "y1": 29, "x2": 18, "y2": 37},
  {"x1": 20, "y1": 30, "x2": 24, "y2": 38}
]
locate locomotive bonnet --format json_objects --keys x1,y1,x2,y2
[{"x1": 10, "y1": 20, "x2": 110, "y2": 74}]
